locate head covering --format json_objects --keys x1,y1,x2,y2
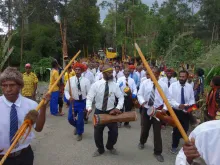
[
  {"x1": 83, "y1": 64, "x2": 88, "y2": 70},
  {"x1": 73, "y1": 63, "x2": 85, "y2": 71},
  {"x1": 128, "y1": 65, "x2": 135, "y2": 69},
  {"x1": 189, "y1": 73, "x2": 194, "y2": 78},
  {"x1": 165, "y1": 68, "x2": 174, "y2": 73},
  {"x1": 0, "y1": 67, "x2": 24, "y2": 87},
  {"x1": 102, "y1": 64, "x2": 113, "y2": 73},
  {"x1": 25, "y1": 63, "x2": 31, "y2": 68}
]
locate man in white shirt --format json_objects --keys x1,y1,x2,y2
[
  {"x1": 117, "y1": 68, "x2": 137, "y2": 128},
  {"x1": 94, "y1": 64, "x2": 104, "y2": 82},
  {"x1": 160, "y1": 69, "x2": 177, "y2": 88},
  {"x1": 176, "y1": 120, "x2": 220, "y2": 165},
  {"x1": 92, "y1": 61, "x2": 99, "y2": 75},
  {"x1": 135, "y1": 66, "x2": 142, "y2": 85},
  {"x1": 0, "y1": 67, "x2": 50, "y2": 165},
  {"x1": 137, "y1": 67, "x2": 174, "y2": 162},
  {"x1": 86, "y1": 64, "x2": 124, "y2": 157},
  {"x1": 119, "y1": 63, "x2": 124, "y2": 73},
  {"x1": 65, "y1": 63, "x2": 91, "y2": 141},
  {"x1": 187, "y1": 73, "x2": 194, "y2": 88},
  {"x1": 140, "y1": 68, "x2": 146, "y2": 79},
  {"x1": 113, "y1": 65, "x2": 124, "y2": 83},
  {"x1": 82, "y1": 63, "x2": 95, "y2": 85},
  {"x1": 140, "y1": 71, "x2": 150, "y2": 84},
  {"x1": 169, "y1": 70, "x2": 195, "y2": 154}
]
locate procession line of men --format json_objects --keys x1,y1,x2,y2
[
  {"x1": 0, "y1": 59, "x2": 220, "y2": 165},
  {"x1": 47, "y1": 60, "x2": 194, "y2": 162}
]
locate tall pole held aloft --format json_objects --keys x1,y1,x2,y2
[{"x1": 135, "y1": 43, "x2": 189, "y2": 142}]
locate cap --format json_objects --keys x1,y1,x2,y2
[{"x1": 25, "y1": 63, "x2": 31, "y2": 68}]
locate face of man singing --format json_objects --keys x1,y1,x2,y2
[
  {"x1": 75, "y1": 68, "x2": 82, "y2": 78},
  {"x1": 115, "y1": 66, "x2": 120, "y2": 73},
  {"x1": 103, "y1": 70, "x2": 113, "y2": 81},
  {"x1": 1, "y1": 80, "x2": 21, "y2": 103},
  {"x1": 129, "y1": 68, "x2": 135, "y2": 74},
  {"x1": 179, "y1": 72, "x2": 188, "y2": 85},
  {"x1": 166, "y1": 72, "x2": 172, "y2": 79},
  {"x1": 25, "y1": 67, "x2": 31, "y2": 74},
  {"x1": 124, "y1": 69, "x2": 130, "y2": 78},
  {"x1": 152, "y1": 68, "x2": 160, "y2": 81}
]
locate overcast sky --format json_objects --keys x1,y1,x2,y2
[{"x1": 98, "y1": 0, "x2": 165, "y2": 22}]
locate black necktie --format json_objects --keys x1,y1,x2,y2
[
  {"x1": 168, "y1": 79, "x2": 171, "y2": 87},
  {"x1": 126, "y1": 78, "x2": 128, "y2": 86},
  {"x1": 181, "y1": 85, "x2": 185, "y2": 104},
  {"x1": 102, "y1": 81, "x2": 109, "y2": 111},
  {"x1": 77, "y1": 78, "x2": 82, "y2": 100},
  {"x1": 148, "y1": 84, "x2": 155, "y2": 106},
  {"x1": 10, "y1": 104, "x2": 18, "y2": 145}
]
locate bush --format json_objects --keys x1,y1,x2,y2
[
  {"x1": 205, "y1": 66, "x2": 220, "y2": 85},
  {"x1": 32, "y1": 57, "x2": 53, "y2": 82}
]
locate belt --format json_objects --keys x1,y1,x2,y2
[{"x1": 0, "y1": 146, "x2": 30, "y2": 158}]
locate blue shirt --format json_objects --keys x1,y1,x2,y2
[{"x1": 129, "y1": 72, "x2": 140, "y2": 87}]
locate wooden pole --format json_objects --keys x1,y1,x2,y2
[
  {"x1": 67, "y1": 71, "x2": 74, "y2": 115},
  {"x1": 135, "y1": 43, "x2": 189, "y2": 142},
  {"x1": 0, "y1": 50, "x2": 81, "y2": 165}
]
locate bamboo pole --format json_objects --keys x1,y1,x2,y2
[
  {"x1": 135, "y1": 43, "x2": 189, "y2": 142},
  {"x1": 0, "y1": 50, "x2": 81, "y2": 165},
  {"x1": 67, "y1": 71, "x2": 74, "y2": 116}
]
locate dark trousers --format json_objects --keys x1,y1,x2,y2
[
  {"x1": 84, "y1": 108, "x2": 88, "y2": 122},
  {"x1": 2, "y1": 146, "x2": 34, "y2": 165},
  {"x1": 172, "y1": 110, "x2": 190, "y2": 148},
  {"x1": 122, "y1": 95, "x2": 133, "y2": 125},
  {"x1": 58, "y1": 96, "x2": 63, "y2": 109},
  {"x1": 140, "y1": 108, "x2": 162, "y2": 155},
  {"x1": 94, "y1": 109, "x2": 118, "y2": 154}
]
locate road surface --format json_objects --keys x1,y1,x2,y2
[{"x1": 32, "y1": 108, "x2": 180, "y2": 165}]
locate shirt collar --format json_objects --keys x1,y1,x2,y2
[
  {"x1": 2, "y1": 94, "x2": 22, "y2": 107},
  {"x1": 24, "y1": 72, "x2": 32, "y2": 75},
  {"x1": 178, "y1": 81, "x2": 186, "y2": 87}
]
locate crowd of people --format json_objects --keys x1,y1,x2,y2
[{"x1": 0, "y1": 58, "x2": 219, "y2": 165}]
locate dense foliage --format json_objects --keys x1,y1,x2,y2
[{"x1": 0, "y1": 0, "x2": 219, "y2": 72}]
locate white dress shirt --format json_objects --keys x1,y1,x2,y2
[
  {"x1": 137, "y1": 79, "x2": 174, "y2": 110},
  {"x1": 92, "y1": 68, "x2": 100, "y2": 76},
  {"x1": 113, "y1": 70, "x2": 124, "y2": 82},
  {"x1": 188, "y1": 81, "x2": 194, "y2": 88},
  {"x1": 0, "y1": 94, "x2": 37, "y2": 155},
  {"x1": 86, "y1": 79, "x2": 124, "y2": 111},
  {"x1": 82, "y1": 69, "x2": 94, "y2": 84},
  {"x1": 94, "y1": 71, "x2": 103, "y2": 82},
  {"x1": 117, "y1": 76, "x2": 137, "y2": 96},
  {"x1": 64, "y1": 76, "x2": 91, "y2": 100},
  {"x1": 140, "y1": 70, "x2": 146, "y2": 79},
  {"x1": 160, "y1": 77, "x2": 177, "y2": 87},
  {"x1": 169, "y1": 81, "x2": 195, "y2": 109},
  {"x1": 140, "y1": 77, "x2": 149, "y2": 84},
  {"x1": 176, "y1": 120, "x2": 220, "y2": 165}
]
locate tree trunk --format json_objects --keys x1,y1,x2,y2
[
  {"x1": 20, "y1": 14, "x2": 24, "y2": 68},
  {"x1": 8, "y1": 0, "x2": 12, "y2": 36},
  {"x1": 211, "y1": 22, "x2": 216, "y2": 45},
  {"x1": 62, "y1": 17, "x2": 68, "y2": 68}
]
